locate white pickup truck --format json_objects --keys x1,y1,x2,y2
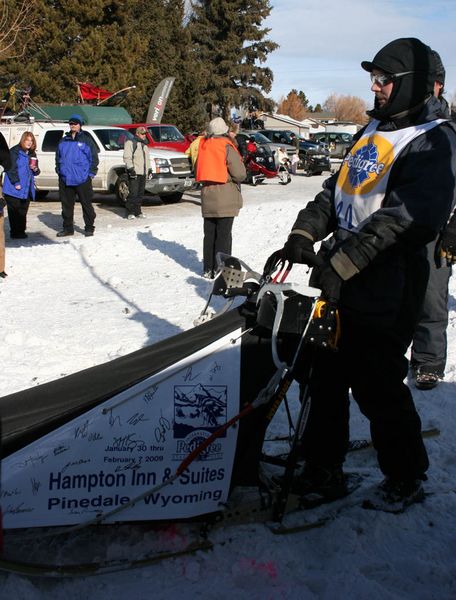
[{"x1": 0, "y1": 121, "x2": 194, "y2": 203}]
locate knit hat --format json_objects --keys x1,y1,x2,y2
[
  {"x1": 361, "y1": 38, "x2": 436, "y2": 120},
  {"x1": 207, "y1": 117, "x2": 229, "y2": 136},
  {"x1": 68, "y1": 114, "x2": 84, "y2": 126}
]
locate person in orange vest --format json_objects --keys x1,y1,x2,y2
[{"x1": 196, "y1": 117, "x2": 246, "y2": 279}]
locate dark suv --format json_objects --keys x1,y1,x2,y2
[{"x1": 312, "y1": 132, "x2": 353, "y2": 159}]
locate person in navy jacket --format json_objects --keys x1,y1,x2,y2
[
  {"x1": 55, "y1": 114, "x2": 99, "y2": 237},
  {"x1": 2, "y1": 131, "x2": 40, "y2": 239}
]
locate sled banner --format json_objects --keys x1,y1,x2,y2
[
  {"x1": 1, "y1": 329, "x2": 241, "y2": 529},
  {"x1": 146, "y1": 77, "x2": 175, "y2": 123}
]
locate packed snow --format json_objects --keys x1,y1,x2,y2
[{"x1": 0, "y1": 174, "x2": 455, "y2": 599}]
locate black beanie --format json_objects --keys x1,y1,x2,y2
[{"x1": 361, "y1": 38, "x2": 436, "y2": 120}]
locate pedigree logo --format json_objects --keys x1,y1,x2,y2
[{"x1": 338, "y1": 135, "x2": 394, "y2": 195}]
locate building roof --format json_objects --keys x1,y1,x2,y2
[
  {"x1": 309, "y1": 111, "x2": 337, "y2": 122},
  {"x1": 260, "y1": 112, "x2": 314, "y2": 127}
]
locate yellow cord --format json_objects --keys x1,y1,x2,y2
[{"x1": 312, "y1": 299, "x2": 341, "y2": 350}]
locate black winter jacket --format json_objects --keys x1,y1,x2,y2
[{"x1": 291, "y1": 96, "x2": 456, "y2": 322}]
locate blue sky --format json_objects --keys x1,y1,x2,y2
[{"x1": 263, "y1": 0, "x2": 456, "y2": 109}]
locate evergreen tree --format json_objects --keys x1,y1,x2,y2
[
  {"x1": 188, "y1": 0, "x2": 278, "y2": 120},
  {"x1": 297, "y1": 90, "x2": 313, "y2": 113},
  {"x1": 136, "y1": 0, "x2": 207, "y2": 131},
  {"x1": 3, "y1": 1, "x2": 152, "y2": 112}
]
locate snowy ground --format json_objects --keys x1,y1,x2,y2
[{"x1": 0, "y1": 174, "x2": 455, "y2": 599}]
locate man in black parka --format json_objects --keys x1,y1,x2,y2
[{"x1": 280, "y1": 38, "x2": 456, "y2": 511}]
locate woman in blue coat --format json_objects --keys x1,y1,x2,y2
[{"x1": 3, "y1": 132, "x2": 40, "y2": 239}]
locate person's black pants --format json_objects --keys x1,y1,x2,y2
[
  {"x1": 59, "y1": 178, "x2": 95, "y2": 233},
  {"x1": 299, "y1": 313, "x2": 429, "y2": 481},
  {"x1": 203, "y1": 217, "x2": 234, "y2": 273},
  {"x1": 298, "y1": 249, "x2": 430, "y2": 482},
  {"x1": 126, "y1": 175, "x2": 146, "y2": 216},
  {"x1": 5, "y1": 195, "x2": 30, "y2": 236},
  {"x1": 300, "y1": 311, "x2": 429, "y2": 480},
  {"x1": 411, "y1": 239, "x2": 451, "y2": 376}
]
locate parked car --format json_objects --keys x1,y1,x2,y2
[
  {"x1": 117, "y1": 123, "x2": 190, "y2": 153},
  {"x1": 296, "y1": 138, "x2": 331, "y2": 176},
  {"x1": 258, "y1": 129, "x2": 299, "y2": 147},
  {"x1": 0, "y1": 121, "x2": 194, "y2": 203},
  {"x1": 311, "y1": 132, "x2": 353, "y2": 159},
  {"x1": 258, "y1": 129, "x2": 331, "y2": 176},
  {"x1": 236, "y1": 130, "x2": 296, "y2": 166}
]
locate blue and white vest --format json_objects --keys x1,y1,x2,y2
[{"x1": 334, "y1": 118, "x2": 445, "y2": 232}]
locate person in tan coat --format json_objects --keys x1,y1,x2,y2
[
  {"x1": 196, "y1": 117, "x2": 246, "y2": 278},
  {"x1": 123, "y1": 126, "x2": 151, "y2": 219}
]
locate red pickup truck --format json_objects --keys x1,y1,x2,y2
[{"x1": 117, "y1": 123, "x2": 191, "y2": 153}]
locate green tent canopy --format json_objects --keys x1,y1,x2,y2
[{"x1": 28, "y1": 104, "x2": 132, "y2": 125}]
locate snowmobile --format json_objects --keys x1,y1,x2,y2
[
  {"x1": 0, "y1": 253, "x2": 343, "y2": 576},
  {"x1": 243, "y1": 144, "x2": 291, "y2": 186}
]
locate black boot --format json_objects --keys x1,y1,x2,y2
[
  {"x1": 294, "y1": 463, "x2": 349, "y2": 507},
  {"x1": 362, "y1": 477, "x2": 425, "y2": 513}
]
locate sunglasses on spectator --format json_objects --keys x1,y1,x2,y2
[
  {"x1": 69, "y1": 121, "x2": 80, "y2": 126},
  {"x1": 370, "y1": 71, "x2": 415, "y2": 87}
]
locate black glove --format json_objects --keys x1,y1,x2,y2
[
  {"x1": 317, "y1": 262, "x2": 343, "y2": 303},
  {"x1": 127, "y1": 168, "x2": 137, "y2": 179},
  {"x1": 283, "y1": 234, "x2": 322, "y2": 267},
  {"x1": 263, "y1": 249, "x2": 285, "y2": 278},
  {"x1": 439, "y1": 219, "x2": 456, "y2": 266}
]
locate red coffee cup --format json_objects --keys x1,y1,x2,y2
[{"x1": 29, "y1": 157, "x2": 38, "y2": 169}]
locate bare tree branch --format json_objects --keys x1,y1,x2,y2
[{"x1": 0, "y1": 0, "x2": 39, "y2": 59}]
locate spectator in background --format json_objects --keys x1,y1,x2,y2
[
  {"x1": 0, "y1": 180, "x2": 6, "y2": 279},
  {"x1": 290, "y1": 152, "x2": 300, "y2": 175},
  {"x1": 228, "y1": 123, "x2": 240, "y2": 147},
  {"x1": 0, "y1": 132, "x2": 10, "y2": 279},
  {"x1": 55, "y1": 114, "x2": 99, "y2": 237},
  {"x1": 2, "y1": 131, "x2": 40, "y2": 240},
  {"x1": 277, "y1": 146, "x2": 291, "y2": 170},
  {"x1": 0, "y1": 197, "x2": 5, "y2": 279},
  {"x1": 185, "y1": 130, "x2": 206, "y2": 169},
  {"x1": 246, "y1": 136, "x2": 257, "y2": 156},
  {"x1": 123, "y1": 126, "x2": 150, "y2": 220},
  {"x1": 195, "y1": 117, "x2": 246, "y2": 279},
  {"x1": 410, "y1": 49, "x2": 455, "y2": 390},
  {"x1": 289, "y1": 131, "x2": 300, "y2": 150}
]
